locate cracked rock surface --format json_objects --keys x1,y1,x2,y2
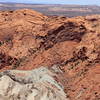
[
  {"x1": 0, "y1": 67, "x2": 68, "y2": 100},
  {"x1": 0, "y1": 9, "x2": 100, "y2": 100}
]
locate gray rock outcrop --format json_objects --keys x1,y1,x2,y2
[{"x1": 0, "y1": 67, "x2": 68, "y2": 100}]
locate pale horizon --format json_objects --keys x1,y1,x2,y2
[{"x1": 0, "y1": 0, "x2": 100, "y2": 5}]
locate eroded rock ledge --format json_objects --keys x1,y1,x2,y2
[{"x1": 0, "y1": 66, "x2": 68, "y2": 100}]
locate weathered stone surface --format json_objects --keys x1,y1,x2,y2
[
  {"x1": 0, "y1": 9, "x2": 100, "y2": 100},
  {"x1": 0, "y1": 67, "x2": 68, "y2": 100}
]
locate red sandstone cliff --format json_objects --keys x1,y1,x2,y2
[{"x1": 0, "y1": 9, "x2": 100, "y2": 100}]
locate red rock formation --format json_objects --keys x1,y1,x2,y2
[{"x1": 0, "y1": 9, "x2": 100, "y2": 100}]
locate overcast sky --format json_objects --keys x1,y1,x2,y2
[{"x1": 0, "y1": 0, "x2": 100, "y2": 5}]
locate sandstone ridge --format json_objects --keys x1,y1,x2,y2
[{"x1": 0, "y1": 9, "x2": 100, "y2": 100}]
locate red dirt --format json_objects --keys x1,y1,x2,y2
[{"x1": 0, "y1": 9, "x2": 100, "y2": 100}]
